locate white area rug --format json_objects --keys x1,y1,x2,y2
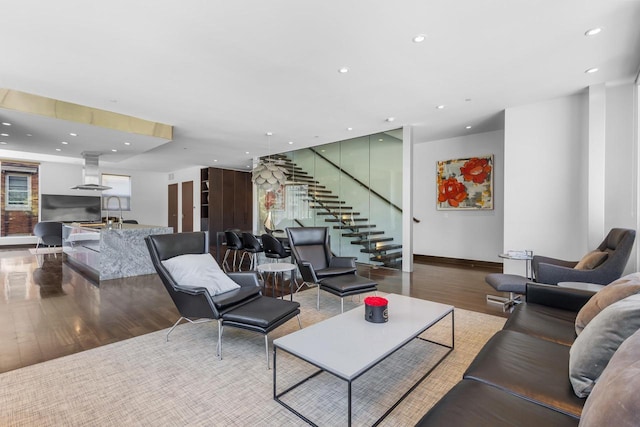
[{"x1": 0, "y1": 290, "x2": 505, "y2": 426}]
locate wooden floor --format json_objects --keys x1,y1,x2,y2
[{"x1": 0, "y1": 249, "x2": 507, "y2": 374}]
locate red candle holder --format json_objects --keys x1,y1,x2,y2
[{"x1": 364, "y1": 296, "x2": 388, "y2": 323}]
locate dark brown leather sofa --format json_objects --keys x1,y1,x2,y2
[{"x1": 416, "y1": 283, "x2": 595, "y2": 427}]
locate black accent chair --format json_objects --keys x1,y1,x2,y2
[
  {"x1": 240, "y1": 232, "x2": 263, "y2": 271},
  {"x1": 533, "y1": 228, "x2": 636, "y2": 285},
  {"x1": 286, "y1": 226, "x2": 377, "y2": 312},
  {"x1": 222, "y1": 230, "x2": 244, "y2": 272},
  {"x1": 33, "y1": 221, "x2": 63, "y2": 253},
  {"x1": 145, "y1": 231, "x2": 301, "y2": 369}
]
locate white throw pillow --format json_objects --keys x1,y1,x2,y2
[{"x1": 161, "y1": 253, "x2": 240, "y2": 296}]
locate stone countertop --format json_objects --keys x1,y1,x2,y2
[{"x1": 67, "y1": 223, "x2": 168, "y2": 232}]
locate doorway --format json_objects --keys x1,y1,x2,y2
[
  {"x1": 168, "y1": 183, "x2": 178, "y2": 232},
  {"x1": 181, "y1": 181, "x2": 194, "y2": 232}
]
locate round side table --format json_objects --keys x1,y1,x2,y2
[{"x1": 257, "y1": 262, "x2": 297, "y2": 300}]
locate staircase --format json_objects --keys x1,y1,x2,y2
[{"x1": 271, "y1": 154, "x2": 403, "y2": 268}]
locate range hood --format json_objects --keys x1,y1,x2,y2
[{"x1": 71, "y1": 152, "x2": 112, "y2": 191}]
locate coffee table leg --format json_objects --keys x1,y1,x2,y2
[{"x1": 348, "y1": 380, "x2": 352, "y2": 426}]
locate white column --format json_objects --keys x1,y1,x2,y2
[
  {"x1": 588, "y1": 84, "x2": 606, "y2": 248},
  {"x1": 402, "y1": 125, "x2": 414, "y2": 272}
]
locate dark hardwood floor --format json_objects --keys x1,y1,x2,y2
[{"x1": 0, "y1": 249, "x2": 507, "y2": 374}]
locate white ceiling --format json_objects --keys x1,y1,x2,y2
[{"x1": 1, "y1": 0, "x2": 639, "y2": 172}]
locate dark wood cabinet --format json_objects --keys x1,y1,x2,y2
[{"x1": 201, "y1": 167, "x2": 252, "y2": 249}]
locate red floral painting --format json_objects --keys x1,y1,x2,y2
[{"x1": 437, "y1": 155, "x2": 493, "y2": 210}]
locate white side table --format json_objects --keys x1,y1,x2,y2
[
  {"x1": 557, "y1": 281, "x2": 605, "y2": 293},
  {"x1": 257, "y1": 262, "x2": 297, "y2": 300}
]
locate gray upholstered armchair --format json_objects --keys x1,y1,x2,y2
[{"x1": 533, "y1": 228, "x2": 636, "y2": 285}]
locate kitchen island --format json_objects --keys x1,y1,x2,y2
[{"x1": 63, "y1": 223, "x2": 173, "y2": 282}]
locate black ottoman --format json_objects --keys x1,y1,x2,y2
[
  {"x1": 317, "y1": 274, "x2": 378, "y2": 312},
  {"x1": 485, "y1": 273, "x2": 528, "y2": 311}
]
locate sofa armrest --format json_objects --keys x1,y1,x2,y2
[
  {"x1": 526, "y1": 282, "x2": 594, "y2": 312},
  {"x1": 329, "y1": 256, "x2": 357, "y2": 268},
  {"x1": 537, "y1": 262, "x2": 614, "y2": 285}
]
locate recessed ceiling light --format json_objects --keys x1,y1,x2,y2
[
  {"x1": 1, "y1": 122, "x2": 11, "y2": 126},
  {"x1": 55, "y1": 148, "x2": 61, "y2": 151},
  {"x1": 266, "y1": 132, "x2": 273, "y2": 136},
  {"x1": 213, "y1": 159, "x2": 218, "y2": 162},
  {"x1": 412, "y1": 34, "x2": 427, "y2": 43},
  {"x1": 288, "y1": 141, "x2": 294, "y2": 145},
  {"x1": 338, "y1": 67, "x2": 349, "y2": 74},
  {"x1": 585, "y1": 67, "x2": 599, "y2": 74},
  {"x1": 69, "y1": 132, "x2": 77, "y2": 136},
  {"x1": 61, "y1": 141, "x2": 68, "y2": 145},
  {"x1": 347, "y1": 127, "x2": 353, "y2": 131},
  {"x1": 386, "y1": 117, "x2": 395, "y2": 122},
  {"x1": 26, "y1": 134, "x2": 32, "y2": 137},
  {"x1": 245, "y1": 151, "x2": 250, "y2": 154},
  {"x1": 378, "y1": 138, "x2": 384, "y2": 142},
  {"x1": 436, "y1": 105, "x2": 445, "y2": 110},
  {"x1": 111, "y1": 149, "x2": 118, "y2": 152},
  {"x1": 465, "y1": 125, "x2": 472, "y2": 129},
  {"x1": 246, "y1": 165, "x2": 251, "y2": 168},
  {"x1": 0, "y1": 133, "x2": 8, "y2": 137},
  {"x1": 585, "y1": 27, "x2": 602, "y2": 36},
  {"x1": 124, "y1": 142, "x2": 131, "y2": 146},
  {"x1": 321, "y1": 149, "x2": 326, "y2": 153},
  {"x1": 0, "y1": 141, "x2": 7, "y2": 145}
]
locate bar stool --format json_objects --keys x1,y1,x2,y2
[
  {"x1": 222, "y1": 230, "x2": 244, "y2": 272},
  {"x1": 261, "y1": 233, "x2": 290, "y2": 262},
  {"x1": 240, "y1": 232, "x2": 264, "y2": 271}
]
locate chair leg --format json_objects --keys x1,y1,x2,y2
[
  {"x1": 265, "y1": 334, "x2": 270, "y2": 370},
  {"x1": 297, "y1": 314, "x2": 302, "y2": 329},
  {"x1": 317, "y1": 284, "x2": 321, "y2": 310},
  {"x1": 222, "y1": 249, "x2": 232, "y2": 272},
  {"x1": 341, "y1": 297, "x2": 344, "y2": 313},
  {"x1": 217, "y1": 320, "x2": 224, "y2": 360},
  {"x1": 166, "y1": 316, "x2": 186, "y2": 342}
]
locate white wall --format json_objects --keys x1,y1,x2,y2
[
  {"x1": 604, "y1": 83, "x2": 638, "y2": 274},
  {"x1": 413, "y1": 130, "x2": 505, "y2": 262},
  {"x1": 504, "y1": 93, "x2": 590, "y2": 276},
  {"x1": 503, "y1": 85, "x2": 638, "y2": 277}
]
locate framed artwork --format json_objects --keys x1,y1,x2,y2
[{"x1": 436, "y1": 155, "x2": 493, "y2": 210}]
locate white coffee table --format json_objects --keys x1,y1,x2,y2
[
  {"x1": 257, "y1": 262, "x2": 297, "y2": 300},
  {"x1": 273, "y1": 293, "x2": 454, "y2": 426}
]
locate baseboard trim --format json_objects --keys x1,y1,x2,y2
[{"x1": 414, "y1": 254, "x2": 502, "y2": 272}]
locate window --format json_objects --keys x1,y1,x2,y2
[
  {"x1": 5, "y1": 173, "x2": 30, "y2": 210},
  {"x1": 101, "y1": 174, "x2": 131, "y2": 211}
]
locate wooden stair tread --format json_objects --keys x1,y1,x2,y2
[
  {"x1": 351, "y1": 237, "x2": 393, "y2": 245},
  {"x1": 360, "y1": 244, "x2": 403, "y2": 253},
  {"x1": 324, "y1": 218, "x2": 368, "y2": 222},
  {"x1": 370, "y1": 252, "x2": 403, "y2": 262},
  {"x1": 333, "y1": 224, "x2": 376, "y2": 229},
  {"x1": 316, "y1": 211, "x2": 360, "y2": 216},
  {"x1": 342, "y1": 231, "x2": 385, "y2": 237}
]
